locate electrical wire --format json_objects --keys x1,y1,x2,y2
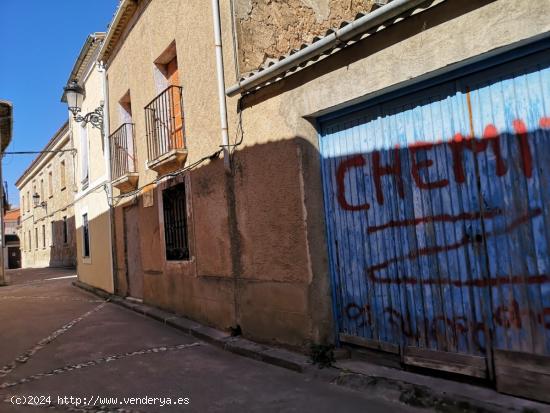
[
  {"x1": 109, "y1": 148, "x2": 223, "y2": 207},
  {"x1": 3, "y1": 150, "x2": 76, "y2": 155},
  {"x1": 232, "y1": 97, "x2": 244, "y2": 156}
]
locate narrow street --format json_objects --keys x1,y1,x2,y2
[{"x1": 0, "y1": 268, "x2": 423, "y2": 413}]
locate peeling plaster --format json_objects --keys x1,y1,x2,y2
[
  {"x1": 235, "y1": 0, "x2": 375, "y2": 73},
  {"x1": 300, "y1": 0, "x2": 330, "y2": 22}
]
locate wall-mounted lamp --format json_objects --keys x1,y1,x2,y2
[
  {"x1": 32, "y1": 192, "x2": 47, "y2": 209},
  {"x1": 63, "y1": 80, "x2": 104, "y2": 130}
]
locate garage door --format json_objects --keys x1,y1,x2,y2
[{"x1": 319, "y1": 44, "x2": 550, "y2": 387}]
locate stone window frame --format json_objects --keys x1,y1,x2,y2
[{"x1": 156, "y1": 173, "x2": 195, "y2": 267}]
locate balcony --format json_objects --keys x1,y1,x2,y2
[
  {"x1": 144, "y1": 85, "x2": 187, "y2": 175},
  {"x1": 109, "y1": 123, "x2": 138, "y2": 193}
]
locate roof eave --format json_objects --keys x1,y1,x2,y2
[
  {"x1": 98, "y1": 0, "x2": 139, "y2": 64},
  {"x1": 61, "y1": 32, "x2": 106, "y2": 102}
]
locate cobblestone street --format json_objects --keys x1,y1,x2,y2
[{"x1": 0, "y1": 268, "x2": 423, "y2": 412}]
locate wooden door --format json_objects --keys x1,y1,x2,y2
[
  {"x1": 165, "y1": 57, "x2": 183, "y2": 149},
  {"x1": 124, "y1": 205, "x2": 143, "y2": 299}
]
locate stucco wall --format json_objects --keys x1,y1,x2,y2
[
  {"x1": 105, "y1": 0, "x2": 323, "y2": 347},
  {"x1": 234, "y1": 0, "x2": 376, "y2": 73},
  {"x1": 231, "y1": 0, "x2": 550, "y2": 344},
  {"x1": 72, "y1": 62, "x2": 114, "y2": 293}
]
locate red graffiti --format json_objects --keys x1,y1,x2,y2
[
  {"x1": 336, "y1": 155, "x2": 370, "y2": 211},
  {"x1": 366, "y1": 272, "x2": 550, "y2": 289},
  {"x1": 365, "y1": 208, "x2": 542, "y2": 275},
  {"x1": 335, "y1": 116, "x2": 546, "y2": 211},
  {"x1": 410, "y1": 142, "x2": 449, "y2": 189},
  {"x1": 493, "y1": 300, "x2": 522, "y2": 329},
  {"x1": 345, "y1": 299, "x2": 550, "y2": 354},
  {"x1": 512, "y1": 119, "x2": 533, "y2": 178},
  {"x1": 451, "y1": 126, "x2": 509, "y2": 183},
  {"x1": 367, "y1": 209, "x2": 502, "y2": 234},
  {"x1": 373, "y1": 147, "x2": 405, "y2": 204}
]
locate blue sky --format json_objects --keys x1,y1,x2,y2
[{"x1": 0, "y1": 1, "x2": 117, "y2": 206}]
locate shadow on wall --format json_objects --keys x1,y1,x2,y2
[
  {"x1": 324, "y1": 117, "x2": 550, "y2": 356},
  {"x1": 49, "y1": 215, "x2": 77, "y2": 268},
  {"x1": 104, "y1": 136, "x2": 333, "y2": 349},
  {"x1": 79, "y1": 114, "x2": 550, "y2": 353}
]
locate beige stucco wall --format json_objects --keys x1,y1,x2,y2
[
  {"x1": 100, "y1": 0, "x2": 550, "y2": 348},
  {"x1": 17, "y1": 127, "x2": 77, "y2": 268},
  {"x1": 72, "y1": 61, "x2": 114, "y2": 293},
  {"x1": 104, "y1": 0, "x2": 322, "y2": 347}
]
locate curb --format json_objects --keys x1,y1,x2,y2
[
  {"x1": 72, "y1": 281, "x2": 309, "y2": 373},
  {"x1": 73, "y1": 281, "x2": 548, "y2": 413}
]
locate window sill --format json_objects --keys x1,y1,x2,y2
[{"x1": 164, "y1": 256, "x2": 195, "y2": 267}]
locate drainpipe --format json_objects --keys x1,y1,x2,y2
[
  {"x1": 211, "y1": 0, "x2": 231, "y2": 172},
  {"x1": 99, "y1": 62, "x2": 117, "y2": 294}
]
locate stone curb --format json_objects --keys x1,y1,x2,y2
[
  {"x1": 72, "y1": 281, "x2": 309, "y2": 374},
  {"x1": 72, "y1": 281, "x2": 547, "y2": 412}
]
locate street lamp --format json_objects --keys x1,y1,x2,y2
[
  {"x1": 63, "y1": 80, "x2": 104, "y2": 130},
  {"x1": 32, "y1": 192, "x2": 46, "y2": 208}
]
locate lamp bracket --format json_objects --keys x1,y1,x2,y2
[{"x1": 74, "y1": 105, "x2": 104, "y2": 130}]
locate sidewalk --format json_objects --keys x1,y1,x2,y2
[{"x1": 75, "y1": 280, "x2": 550, "y2": 413}]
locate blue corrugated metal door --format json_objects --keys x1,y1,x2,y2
[{"x1": 320, "y1": 47, "x2": 550, "y2": 377}]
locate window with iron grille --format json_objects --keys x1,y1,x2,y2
[
  {"x1": 63, "y1": 216, "x2": 68, "y2": 244},
  {"x1": 162, "y1": 182, "x2": 189, "y2": 261},
  {"x1": 82, "y1": 213, "x2": 90, "y2": 258}
]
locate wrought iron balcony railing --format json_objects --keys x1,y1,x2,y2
[
  {"x1": 144, "y1": 85, "x2": 185, "y2": 162},
  {"x1": 109, "y1": 123, "x2": 137, "y2": 181}
]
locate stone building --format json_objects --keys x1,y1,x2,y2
[
  {"x1": 4, "y1": 208, "x2": 21, "y2": 269},
  {"x1": 16, "y1": 122, "x2": 77, "y2": 268}
]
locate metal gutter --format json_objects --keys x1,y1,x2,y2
[
  {"x1": 212, "y1": 0, "x2": 231, "y2": 171},
  {"x1": 226, "y1": 0, "x2": 431, "y2": 96}
]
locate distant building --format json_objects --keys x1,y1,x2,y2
[
  {"x1": 15, "y1": 122, "x2": 76, "y2": 268},
  {"x1": 4, "y1": 208, "x2": 20, "y2": 235},
  {"x1": 4, "y1": 208, "x2": 20, "y2": 269}
]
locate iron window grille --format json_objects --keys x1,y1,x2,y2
[
  {"x1": 82, "y1": 213, "x2": 90, "y2": 258},
  {"x1": 144, "y1": 85, "x2": 185, "y2": 162},
  {"x1": 63, "y1": 216, "x2": 68, "y2": 244},
  {"x1": 162, "y1": 182, "x2": 189, "y2": 261}
]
